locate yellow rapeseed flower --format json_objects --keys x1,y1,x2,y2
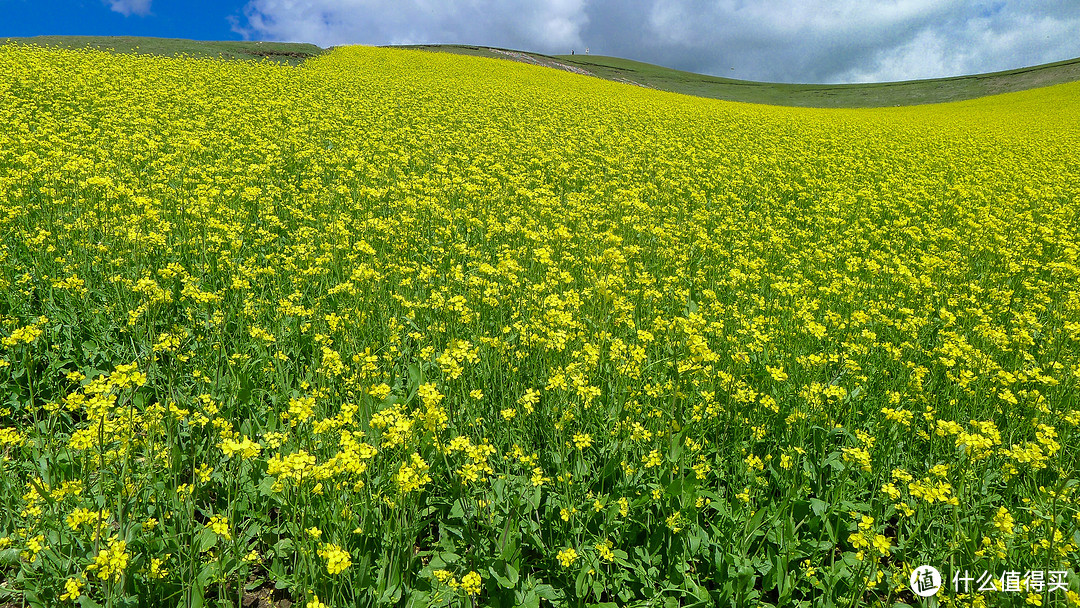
[
  {"x1": 318, "y1": 543, "x2": 352, "y2": 575},
  {"x1": 557, "y1": 547, "x2": 579, "y2": 567}
]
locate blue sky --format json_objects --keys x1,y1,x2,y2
[
  {"x1": 3, "y1": 0, "x2": 245, "y2": 40},
  {"x1": 5, "y1": 0, "x2": 1080, "y2": 84}
]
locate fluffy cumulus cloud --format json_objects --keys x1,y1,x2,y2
[
  {"x1": 233, "y1": 0, "x2": 1080, "y2": 83},
  {"x1": 232, "y1": 0, "x2": 588, "y2": 53},
  {"x1": 105, "y1": 0, "x2": 152, "y2": 17}
]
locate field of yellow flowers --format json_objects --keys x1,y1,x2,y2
[{"x1": 1, "y1": 43, "x2": 1078, "y2": 608}]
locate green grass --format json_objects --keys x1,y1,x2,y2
[
  {"x1": 397, "y1": 43, "x2": 1080, "y2": 108},
  {"x1": 1, "y1": 35, "x2": 324, "y2": 66}
]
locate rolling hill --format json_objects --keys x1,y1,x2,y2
[{"x1": 6, "y1": 35, "x2": 1080, "y2": 106}]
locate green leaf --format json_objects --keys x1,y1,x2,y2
[
  {"x1": 488, "y1": 559, "x2": 519, "y2": 589},
  {"x1": 490, "y1": 565, "x2": 514, "y2": 589},
  {"x1": 257, "y1": 474, "x2": 278, "y2": 497},
  {"x1": 273, "y1": 537, "x2": 294, "y2": 556},
  {"x1": 533, "y1": 584, "x2": 561, "y2": 601},
  {"x1": 404, "y1": 590, "x2": 431, "y2": 608},
  {"x1": 824, "y1": 451, "x2": 845, "y2": 472},
  {"x1": 519, "y1": 591, "x2": 540, "y2": 608},
  {"x1": 449, "y1": 499, "x2": 466, "y2": 519},
  {"x1": 427, "y1": 551, "x2": 458, "y2": 569},
  {"x1": 575, "y1": 564, "x2": 590, "y2": 597},
  {"x1": 377, "y1": 584, "x2": 402, "y2": 605},
  {"x1": 194, "y1": 526, "x2": 218, "y2": 553},
  {"x1": 241, "y1": 522, "x2": 262, "y2": 542},
  {"x1": 440, "y1": 523, "x2": 463, "y2": 540},
  {"x1": 0, "y1": 549, "x2": 19, "y2": 566},
  {"x1": 190, "y1": 579, "x2": 205, "y2": 608},
  {"x1": 355, "y1": 551, "x2": 372, "y2": 588},
  {"x1": 197, "y1": 562, "x2": 219, "y2": 588}
]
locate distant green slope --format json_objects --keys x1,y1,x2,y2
[
  {"x1": 397, "y1": 44, "x2": 1080, "y2": 108},
  {"x1": 2, "y1": 35, "x2": 324, "y2": 66},
  {"x1": 6, "y1": 36, "x2": 1080, "y2": 107}
]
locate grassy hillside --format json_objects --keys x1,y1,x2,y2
[
  {"x1": 2, "y1": 35, "x2": 324, "y2": 66},
  {"x1": 553, "y1": 53, "x2": 1080, "y2": 107},
  {"x1": 1, "y1": 43, "x2": 1078, "y2": 607},
  {"x1": 6, "y1": 36, "x2": 1080, "y2": 106},
  {"x1": 399, "y1": 43, "x2": 1080, "y2": 107}
]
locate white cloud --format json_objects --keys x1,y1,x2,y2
[
  {"x1": 105, "y1": 0, "x2": 152, "y2": 17},
  {"x1": 832, "y1": 4, "x2": 1080, "y2": 82},
  {"x1": 232, "y1": 0, "x2": 588, "y2": 53},
  {"x1": 232, "y1": 0, "x2": 1080, "y2": 83}
]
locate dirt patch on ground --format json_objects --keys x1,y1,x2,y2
[
  {"x1": 611, "y1": 76, "x2": 653, "y2": 89},
  {"x1": 977, "y1": 60, "x2": 1080, "y2": 95},
  {"x1": 242, "y1": 585, "x2": 293, "y2": 608},
  {"x1": 487, "y1": 49, "x2": 595, "y2": 77}
]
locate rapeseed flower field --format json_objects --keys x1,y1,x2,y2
[{"x1": 0, "y1": 43, "x2": 1078, "y2": 607}]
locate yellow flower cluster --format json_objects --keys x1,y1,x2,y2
[
  {"x1": 206, "y1": 514, "x2": 231, "y2": 540},
  {"x1": 219, "y1": 435, "x2": 262, "y2": 460},
  {"x1": 461, "y1": 570, "x2": 482, "y2": 596},
  {"x1": 85, "y1": 538, "x2": 129, "y2": 582},
  {"x1": 395, "y1": 453, "x2": 431, "y2": 495},
  {"x1": 60, "y1": 577, "x2": 85, "y2": 602},
  {"x1": 1, "y1": 316, "x2": 47, "y2": 347},
  {"x1": 66, "y1": 508, "x2": 111, "y2": 539},
  {"x1": 317, "y1": 542, "x2": 352, "y2": 575},
  {"x1": 557, "y1": 547, "x2": 579, "y2": 568}
]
